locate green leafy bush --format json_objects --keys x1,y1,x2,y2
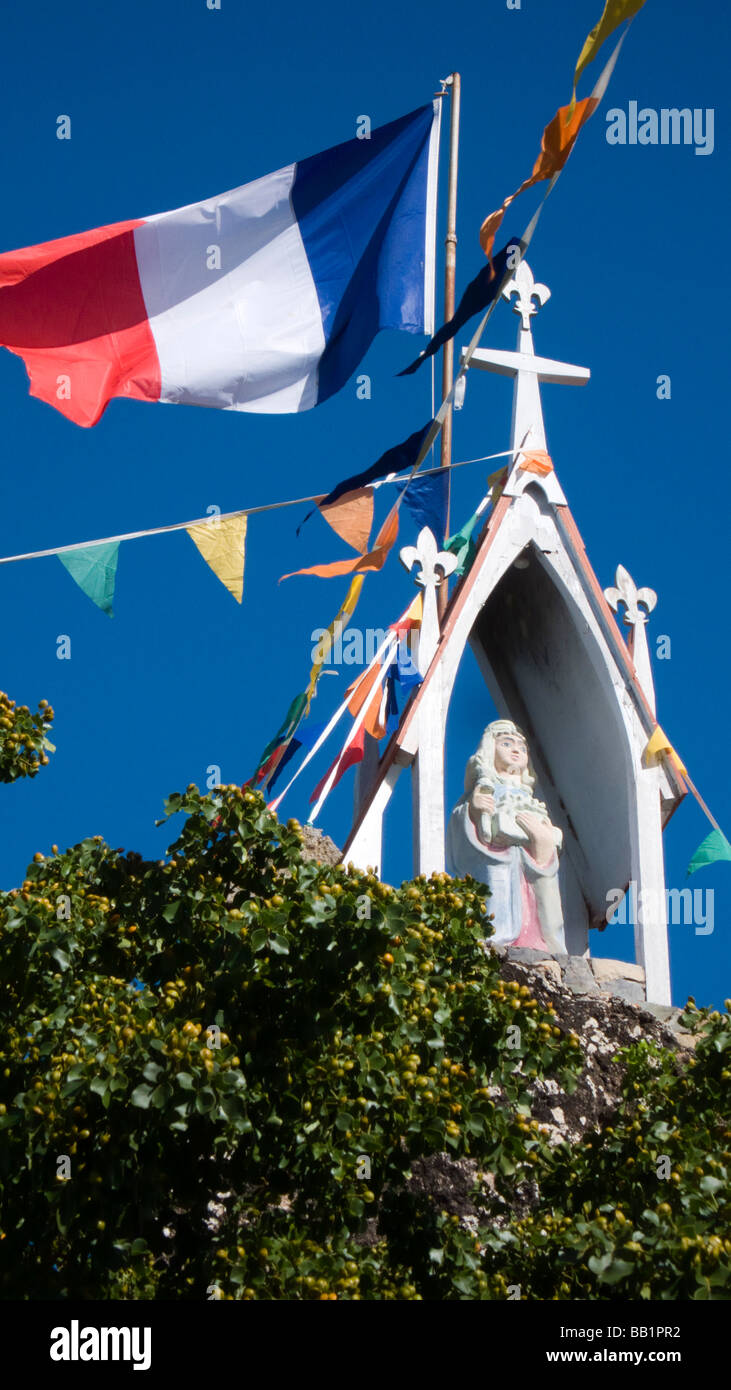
[
  {"x1": 485, "y1": 1009, "x2": 731, "y2": 1299},
  {"x1": 0, "y1": 784, "x2": 728, "y2": 1300},
  {"x1": 0, "y1": 689, "x2": 55, "y2": 783}
]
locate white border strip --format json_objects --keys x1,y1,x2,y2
[{"x1": 422, "y1": 98, "x2": 443, "y2": 338}]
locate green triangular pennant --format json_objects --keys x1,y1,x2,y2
[
  {"x1": 58, "y1": 542, "x2": 119, "y2": 616},
  {"x1": 444, "y1": 510, "x2": 481, "y2": 577},
  {"x1": 255, "y1": 691, "x2": 308, "y2": 776},
  {"x1": 686, "y1": 828, "x2": 731, "y2": 878}
]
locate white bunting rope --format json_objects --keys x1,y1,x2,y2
[
  {"x1": 267, "y1": 618, "x2": 407, "y2": 814},
  {"x1": 370, "y1": 445, "x2": 518, "y2": 493},
  {"x1": 0, "y1": 449, "x2": 519, "y2": 568},
  {"x1": 307, "y1": 632, "x2": 399, "y2": 825}
]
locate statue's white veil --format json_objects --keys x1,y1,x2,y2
[{"x1": 464, "y1": 719, "x2": 536, "y2": 796}]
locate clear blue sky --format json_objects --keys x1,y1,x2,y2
[{"x1": 1, "y1": 0, "x2": 728, "y2": 1008}]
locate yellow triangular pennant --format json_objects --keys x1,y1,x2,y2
[
  {"x1": 572, "y1": 0, "x2": 646, "y2": 103},
  {"x1": 487, "y1": 465, "x2": 509, "y2": 508},
  {"x1": 404, "y1": 593, "x2": 423, "y2": 627},
  {"x1": 643, "y1": 725, "x2": 688, "y2": 777},
  {"x1": 186, "y1": 514, "x2": 247, "y2": 603},
  {"x1": 306, "y1": 574, "x2": 365, "y2": 706}
]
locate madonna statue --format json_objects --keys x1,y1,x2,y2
[{"x1": 446, "y1": 719, "x2": 567, "y2": 953}]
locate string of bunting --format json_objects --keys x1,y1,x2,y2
[
  {"x1": 0, "y1": 447, "x2": 517, "y2": 617},
  {"x1": 218, "y1": 443, "x2": 517, "y2": 794},
  {"x1": 571, "y1": 1, "x2": 647, "y2": 109},
  {"x1": 480, "y1": 25, "x2": 633, "y2": 263}
]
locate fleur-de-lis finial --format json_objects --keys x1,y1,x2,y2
[
  {"x1": 502, "y1": 259, "x2": 551, "y2": 331},
  {"x1": 399, "y1": 528, "x2": 458, "y2": 677},
  {"x1": 604, "y1": 564, "x2": 658, "y2": 626},
  {"x1": 399, "y1": 527, "x2": 458, "y2": 589}
]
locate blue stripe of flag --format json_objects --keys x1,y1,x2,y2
[{"x1": 292, "y1": 105, "x2": 436, "y2": 405}]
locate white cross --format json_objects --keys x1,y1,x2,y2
[{"x1": 462, "y1": 259, "x2": 590, "y2": 472}]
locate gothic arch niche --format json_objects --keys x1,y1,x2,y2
[
  {"x1": 460, "y1": 538, "x2": 636, "y2": 955},
  {"x1": 343, "y1": 255, "x2": 683, "y2": 1002},
  {"x1": 344, "y1": 477, "x2": 680, "y2": 1001}
]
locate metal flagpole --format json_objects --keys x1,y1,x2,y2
[{"x1": 438, "y1": 71, "x2": 460, "y2": 621}]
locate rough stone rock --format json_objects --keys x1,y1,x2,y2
[
  {"x1": 639, "y1": 1005, "x2": 698, "y2": 1050},
  {"x1": 300, "y1": 825, "x2": 342, "y2": 866},
  {"x1": 505, "y1": 947, "x2": 554, "y2": 965},
  {"x1": 598, "y1": 977, "x2": 646, "y2": 1004},
  {"x1": 405, "y1": 1153, "x2": 481, "y2": 1220},
  {"x1": 591, "y1": 958, "x2": 646, "y2": 986},
  {"x1": 534, "y1": 959, "x2": 563, "y2": 986},
  {"x1": 670, "y1": 1029, "x2": 698, "y2": 1051},
  {"x1": 562, "y1": 957, "x2": 600, "y2": 995},
  {"x1": 499, "y1": 951, "x2": 649, "y2": 1001},
  {"x1": 642, "y1": 1003, "x2": 682, "y2": 1025},
  {"x1": 492, "y1": 954, "x2": 704, "y2": 1148}
]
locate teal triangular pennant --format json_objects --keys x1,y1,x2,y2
[
  {"x1": 254, "y1": 691, "x2": 308, "y2": 775},
  {"x1": 686, "y1": 828, "x2": 731, "y2": 877},
  {"x1": 58, "y1": 542, "x2": 119, "y2": 616},
  {"x1": 444, "y1": 510, "x2": 481, "y2": 577}
]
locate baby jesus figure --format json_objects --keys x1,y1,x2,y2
[{"x1": 446, "y1": 719, "x2": 567, "y2": 953}]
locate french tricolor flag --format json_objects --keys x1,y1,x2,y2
[{"x1": 0, "y1": 105, "x2": 439, "y2": 427}]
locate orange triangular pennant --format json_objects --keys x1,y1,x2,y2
[
  {"x1": 519, "y1": 451, "x2": 554, "y2": 477},
  {"x1": 346, "y1": 662, "x2": 383, "y2": 718},
  {"x1": 479, "y1": 94, "x2": 598, "y2": 261},
  {"x1": 364, "y1": 679, "x2": 390, "y2": 740},
  {"x1": 318, "y1": 487, "x2": 374, "y2": 554},
  {"x1": 281, "y1": 504, "x2": 399, "y2": 581}
]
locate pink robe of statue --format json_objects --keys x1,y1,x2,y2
[{"x1": 446, "y1": 799, "x2": 567, "y2": 953}]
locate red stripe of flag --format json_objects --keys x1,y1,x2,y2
[{"x1": 0, "y1": 218, "x2": 160, "y2": 426}]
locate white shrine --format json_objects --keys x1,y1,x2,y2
[{"x1": 342, "y1": 260, "x2": 685, "y2": 1006}]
